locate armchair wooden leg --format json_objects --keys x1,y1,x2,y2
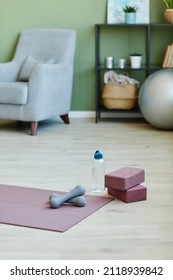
[
  {"x1": 60, "y1": 114, "x2": 70, "y2": 124},
  {"x1": 31, "y1": 122, "x2": 38, "y2": 136}
]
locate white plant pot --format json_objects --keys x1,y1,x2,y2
[
  {"x1": 125, "y1": 13, "x2": 136, "y2": 24},
  {"x1": 130, "y1": 56, "x2": 142, "y2": 69}
]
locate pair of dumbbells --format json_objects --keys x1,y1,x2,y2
[{"x1": 49, "y1": 185, "x2": 86, "y2": 209}]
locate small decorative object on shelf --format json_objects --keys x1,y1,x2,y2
[
  {"x1": 123, "y1": 5, "x2": 138, "y2": 24},
  {"x1": 102, "y1": 71, "x2": 139, "y2": 110},
  {"x1": 130, "y1": 53, "x2": 142, "y2": 68},
  {"x1": 163, "y1": 0, "x2": 173, "y2": 23},
  {"x1": 105, "y1": 56, "x2": 114, "y2": 69},
  {"x1": 162, "y1": 43, "x2": 173, "y2": 68},
  {"x1": 107, "y1": 0, "x2": 150, "y2": 24},
  {"x1": 118, "y1": 58, "x2": 126, "y2": 69}
]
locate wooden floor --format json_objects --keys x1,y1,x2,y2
[{"x1": 0, "y1": 117, "x2": 173, "y2": 260}]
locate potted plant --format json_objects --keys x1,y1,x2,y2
[
  {"x1": 163, "y1": 0, "x2": 173, "y2": 23},
  {"x1": 163, "y1": 0, "x2": 173, "y2": 8},
  {"x1": 123, "y1": 5, "x2": 138, "y2": 24},
  {"x1": 130, "y1": 53, "x2": 142, "y2": 69}
]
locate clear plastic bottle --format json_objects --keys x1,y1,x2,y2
[{"x1": 92, "y1": 150, "x2": 105, "y2": 192}]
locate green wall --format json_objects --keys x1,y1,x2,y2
[{"x1": 0, "y1": 0, "x2": 167, "y2": 111}]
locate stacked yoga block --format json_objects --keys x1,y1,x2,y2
[{"x1": 105, "y1": 167, "x2": 147, "y2": 203}]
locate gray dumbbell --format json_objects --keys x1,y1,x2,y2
[
  {"x1": 49, "y1": 193, "x2": 86, "y2": 207},
  {"x1": 49, "y1": 185, "x2": 86, "y2": 209}
]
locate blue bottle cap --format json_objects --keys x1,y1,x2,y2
[{"x1": 94, "y1": 150, "x2": 103, "y2": 159}]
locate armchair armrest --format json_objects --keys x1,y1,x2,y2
[
  {"x1": 0, "y1": 60, "x2": 19, "y2": 82},
  {"x1": 26, "y1": 63, "x2": 73, "y2": 120}
]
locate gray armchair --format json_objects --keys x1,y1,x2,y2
[{"x1": 0, "y1": 28, "x2": 76, "y2": 135}]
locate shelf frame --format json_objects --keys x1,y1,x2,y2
[{"x1": 95, "y1": 23, "x2": 173, "y2": 123}]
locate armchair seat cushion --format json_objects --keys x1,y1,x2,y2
[{"x1": 0, "y1": 82, "x2": 28, "y2": 105}]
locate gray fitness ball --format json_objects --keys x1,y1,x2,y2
[{"x1": 138, "y1": 69, "x2": 173, "y2": 130}]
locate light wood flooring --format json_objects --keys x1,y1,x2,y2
[{"x1": 0, "y1": 117, "x2": 173, "y2": 260}]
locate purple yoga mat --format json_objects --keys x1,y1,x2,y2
[{"x1": 0, "y1": 184, "x2": 113, "y2": 232}]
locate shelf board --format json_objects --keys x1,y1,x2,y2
[
  {"x1": 96, "y1": 64, "x2": 163, "y2": 71},
  {"x1": 97, "y1": 106, "x2": 140, "y2": 113},
  {"x1": 96, "y1": 107, "x2": 143, "y2": 121},
  {"x1": 97, "y1": 66, "x2": 146, "y2": 71},
  {"x1": 95, "y1": 23, "x2": 173, "y2": 27}
]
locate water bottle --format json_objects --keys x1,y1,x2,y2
[{"x1": 92, "y1": 150, "x2": 105, "y2": 192}]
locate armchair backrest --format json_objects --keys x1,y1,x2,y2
[{"x1": 14, "y1": 28, "x2": 76, "y2": 67}]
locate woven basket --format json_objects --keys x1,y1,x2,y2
[
  {"x1": 164, "y1": 9, "x2": 173, "y2": 24},
  {"x1": 102, "y1": 83, "x2": 137, "y2": 110}
]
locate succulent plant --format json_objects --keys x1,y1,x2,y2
[{"x1": 123, "y1": 5, "x2": 138, "y2": 13}]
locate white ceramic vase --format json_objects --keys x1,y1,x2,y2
[
  {"x1": 125, "y1": 13, "x2": 136, "y2": 24},
  {"x1": 130, "y1": 55, "x2": 142, "y2": 69}
]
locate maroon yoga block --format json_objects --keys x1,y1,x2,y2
[
  {"x1": 108, "y1": 184, "x2": 147, "y2": 203},
  {"x1": 105, "y1": 167, "x2": 145, "y2": 191}
]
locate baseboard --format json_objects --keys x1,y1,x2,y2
[
  {"x1": 69, "y1": 111, "x2": 95, "y2": 118},
  {"x1": 69, "y1": 111, "x2": 143, "y2": 118}
]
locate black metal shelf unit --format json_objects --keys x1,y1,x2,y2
[{"x1": 95, "y1": 23, "x2": 173, "y2": 123}]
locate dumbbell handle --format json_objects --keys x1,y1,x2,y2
[
  {"x1": 50, "y1": 185, "x2": 85, "y2": 208},
  {"x1": 49, "y1": 193, "x2": 86, "y2": 207}
]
